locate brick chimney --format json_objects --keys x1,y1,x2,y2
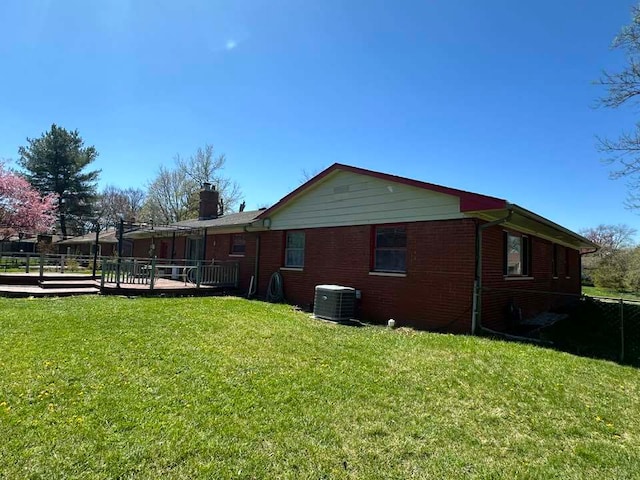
[{"x1": 199, "y1": 183, "x2": 219, "y2": 220}]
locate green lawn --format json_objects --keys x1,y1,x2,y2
[
  {"x1": 1, "y1": 296, "x2": 639, "y2": 479},
  {"x1": 583, "y1": 285, "x2": 640, "y2": 302}
]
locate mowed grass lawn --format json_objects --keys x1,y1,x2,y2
[
  {"x1": 582, "y1": 285, "x2": 640, "y2": 302},
  {"x1": 1, "y1": 297, "x2": 639, "y2": 479}
]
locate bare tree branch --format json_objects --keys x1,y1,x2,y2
[
  {"x1": 141, "y1": 145, "x2": 243, "y2": 224},
  {"x1": 596, "y1": 5, "x2": 640, "y2": 207}
]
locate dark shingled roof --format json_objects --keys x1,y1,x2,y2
[
  {"x1": 57, "y1": 230, "x2": 118, "y2": 245},
  {"x1": 172, "y1": 210, "x2": 262, "y2": 229}
]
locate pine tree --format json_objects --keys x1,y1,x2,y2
[{"x1": 18, "y1": 124, "x2": 100, "y2": 238}]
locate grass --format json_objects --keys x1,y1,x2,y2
[
  {"x1": 583, "y1": 285, "x2": 640, "y2": 302},
  {"x1": 1, "y1": 296, "x2": 639, "y2": 479}
]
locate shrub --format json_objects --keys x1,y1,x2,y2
[{"x1": 592, "y1": 250, "x2": 630, "y2": 291}]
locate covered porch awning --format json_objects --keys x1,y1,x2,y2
[
  {"x1": 468, "y1": 203, "x2": 598, "y2": 251},
  {"x1": 122, "y1": 225, "x2": 197, "y2": 240}
]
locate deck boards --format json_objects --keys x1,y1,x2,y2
[{"x1": 0, "y1": 274, "x2": 227, "y2": 298}]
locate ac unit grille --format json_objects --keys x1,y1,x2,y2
[{"x1": 313, "y1": 285, "x2": 356, "y2": 321}]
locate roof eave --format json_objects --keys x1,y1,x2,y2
[{"x1": 468, "y1": 204, "x2": 598, "y2": 250}]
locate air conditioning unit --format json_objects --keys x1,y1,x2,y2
[{"x1": 313, "y1": 285, "x2": 356, "y2": 321}]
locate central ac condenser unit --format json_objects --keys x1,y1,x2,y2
[{"x1": 313, "y1": 285, "x2": 356, "y2": 321}]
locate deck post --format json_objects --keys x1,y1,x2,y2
[
  {"x1": 150, "y1": 256, "x2": 157, "y2": 291},
  {"x1": 25, "y1": 254, "x2": 30, "y2": 273},
  {"x1": 620, "y1": 298, "x2": 625, "y2": 363},
  {"x1": 39, "y1": 253, "x2": 44, "y2": 279},
  {"x1": 100, "y1": 262, "x2": 106, "y2": 289},
  {"x1": 196, "y1": 260, "x2": 202, "y2": 288}
]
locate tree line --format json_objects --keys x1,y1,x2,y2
[
  {"x1": 580, "y1": 224, "x2": 640, "y2": 292},
  {"x1": 1, "y1": 124, "x2": 242, "y2": 239}
]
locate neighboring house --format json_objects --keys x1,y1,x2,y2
[
  {"x1": 126, "y1": 164, "x2": 596, "y2": 334},
  {"x1": 0, "y1": 231, "x2": 57, "y2": 253},
  {"x1": 0, "y1": 233, "x2": 35, "y2": 253},
  {"x1": 56, "y1": 230, "x2": 119, "y2": 256}
]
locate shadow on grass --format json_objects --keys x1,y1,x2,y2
[{"x1": 540, "y1": 296, "x2": 640, "y2": 367}]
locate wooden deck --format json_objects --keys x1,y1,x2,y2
[
  {"x1": 0, "y1": 273, "x2": 99, "y2": 297},
  {"x1": 100, "y1": 277, "x2": 226, "y2": 297},
  {"x1": 0, "y1": 273, "x2": 230, "y2": 298}
]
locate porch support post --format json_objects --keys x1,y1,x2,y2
[
  {"x1": 201, "y1": 228, "x2": 207, "y2": 261},
  {"x1": 92, "y1": 223, "x2": 100, "y2": 278},
  {"x1": 116, "y1": 218, "x2": 124, "y2": 288}
]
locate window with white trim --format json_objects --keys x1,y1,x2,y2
[
  {"x1": 504, "y1": 232, "x2": 530, "y2": 276},
  {"x1": 230, "y1": 234, "x2": 246, "y2": 255},
  {"x1": 373, "y1": 226, "x2": 407, "y2": 273},
  {"x1": 285, "y1": 231, "x2": 305, "y2": 268}
]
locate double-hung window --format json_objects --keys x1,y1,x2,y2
[
  {"x1": 373, "y1": 226, "x2": 407, "y2": 273},
  {"x1": 285, "y1": 231, "x2": 305, "y2": 268},
  {"x1": 230, "y1": 234, "x2": 246, "y2": 255},
  {"x1": 504, "y1": 232, "x2": 530, "y2": 276}
]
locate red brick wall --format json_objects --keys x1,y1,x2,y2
[
  {"x1": 480, "y1": 225, "x2": 581, "y2": 331},
  {"x1": 130, "y1": 233, "x2": 257, "y2": 292},
  {"x1": 126, "y1": 219, "x2": 583, "y2": 334},
  {"x1": 257, "y1": 220, "x2": 478, "y2": 332},
  {"x1": 205, "y1": 233, "x2": 257, "y2": 293}
]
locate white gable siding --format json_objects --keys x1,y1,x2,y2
[{"x1": 268, "y1": 170, "x2": 462, "y2": 230}]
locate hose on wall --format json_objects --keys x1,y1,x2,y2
[{"x1": 266, "y1": 271, "x2": 285, "y2": 303}]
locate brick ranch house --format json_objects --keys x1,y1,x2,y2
[{"x1": 125, "y1": 164, "x2": 596, "y2": 334}]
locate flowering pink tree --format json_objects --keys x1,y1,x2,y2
[{"x1": 0, "y1": 163, "x2": 58, "y2": 241}]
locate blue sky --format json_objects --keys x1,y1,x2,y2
[{"x1": 0, "y1": 0, "x2": 638, "y2": 235}]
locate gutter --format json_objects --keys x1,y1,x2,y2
[{"x1": 472, "y1": 209, "x2": 513, "y2": 335}]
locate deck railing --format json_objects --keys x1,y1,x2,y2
[
  {"x1": 100, "y1": 258, "x2": 239, "y2": 290},
  {"x1": 0, "y1": 253, "x2": 240, "y2": 291},
  {"x1": 101, "y1": 258, "x2": 154, "y2": 286},
  {"x1": 0, "y1": 253, "x2": 98, "y2": 275}
]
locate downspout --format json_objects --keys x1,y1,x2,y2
[
  {"x1": 252, "y1": 234, "x2": 260, "y2": 298},
  {"x1": 472, "y1": 209, "x2": 513, "y2": 335},
  {"x1": 244, "y1": 225, "x2": 262, "y2": 298}
]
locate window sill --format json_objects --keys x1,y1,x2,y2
[
  {"x1": 280, "y1": 267, "x2": 303, "y2": 272},
  {"x1": 504, "y1": 276, "x2": 534, "y2": 281},
  {"x1": 229, "y1": 254, "x2": 245, "y2": 258},
  {"x1": 369, "y1": 271, "x2": 407, "y2": 278},
  {"x1": 552, "y1": 276, "x2": 559, "y2": 280}
]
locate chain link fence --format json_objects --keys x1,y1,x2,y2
[
  {"x1": 482, "y1": 287, "x2": 640, "y2": 366},
  {"x1": 541, "y1": 296, "x2": 640, "y2": 365}
]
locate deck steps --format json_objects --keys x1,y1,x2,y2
[
  {"x1": 39, "y1": 279, "x2": 98, "y2": 289},
  {"x1": 0, "y1": 276, "x2": 99, "y2": 297},
  {"x1": 0, "y1": 285, "x2": 99, "y2": 298}
]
